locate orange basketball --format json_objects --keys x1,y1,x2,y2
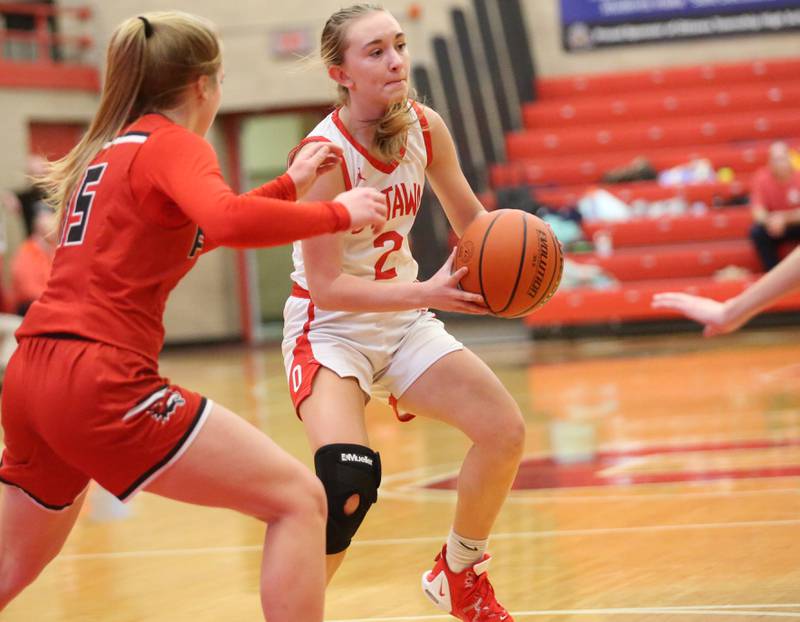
[{"x1": 454, "y1": 209, "x2": 563, "y2": 318}]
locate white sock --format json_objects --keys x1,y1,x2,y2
[{"x1": 446, "y1": 529, "x2": 487, "y2": 573}]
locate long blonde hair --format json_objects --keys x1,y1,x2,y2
[
  {"x1": 39, "y1": 11, "x2": 221, "y2": 214},
  {"x1": 321, "y1": 4, "x2": 414, "y2": 162}
]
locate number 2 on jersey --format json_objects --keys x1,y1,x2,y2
[
  {"x1": 373, "y1": 231, "x2": 403, "y2": 280},
  {"x1": 60, "y1": 163, "x2": 107, "y2": 247}
]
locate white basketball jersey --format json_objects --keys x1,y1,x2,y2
[{"x1": 290, "y1": 102, "x2": 433, "y2": 290}]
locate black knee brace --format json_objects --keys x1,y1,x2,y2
[{"x1": 314, "y1": 443, "x2": 381, "y2": 554}]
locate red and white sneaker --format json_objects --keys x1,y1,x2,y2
[{"x1": 421, "y1": 545, "x2": 513, "y2": 622}]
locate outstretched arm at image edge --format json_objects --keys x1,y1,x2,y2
[
  {"x1": 653, "y1": 246, "x2": 800, "y2": 335},
  {"x1": 726, "y1": 246, "x2": 800, "y2": 322}
]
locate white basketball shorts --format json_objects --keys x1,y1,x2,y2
[{"x1": 282, "y1": 289, "x2": 463, "y2": 420}]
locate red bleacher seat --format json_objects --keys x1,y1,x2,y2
[
  {"x1": 581, "y1": 207, "x2": 753, "y2": 248},
  {"x1": 536, "y1": 58, "x2": 800, "y2": 100},
  {"x1": 524, "y1": 81, "x2": 800, "y2": 130},
  {"x1": 571, "y1": 241, "x2": 759, "y2": 282},
  {"x1": 507, "y1": 110, "x2": 800, "y2": 159},
  {"x1": 525, "y1": 277, "x2": 800, "y2": 328},
  {"x1": 491, "y1": 139, "x2": 799, "y2": 187}
]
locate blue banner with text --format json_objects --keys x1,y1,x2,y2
[{"x1": 560, "y1": 0, "x2": 800, "y2": 51}]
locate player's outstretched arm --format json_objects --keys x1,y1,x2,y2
[{"x1": 652, "y1": 246, "x2": 800, "y2": 336}]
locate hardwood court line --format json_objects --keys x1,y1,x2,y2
[
  {"x1": 58, "y1": 517, "x2": 800, "y2": 561},
  {"x1": 328, "y1": 604, "x2": 800, "y2": 622},
  {"x1": 381, "y1": 480, "x2": 800, "y2": 504},
  {"x1": 380, "y1": 457, "x2": 800, "y2": 504},
  {"x1": 381, "y1": 431, "x2": 800, "y2": 485},
  {"x1": 345, "y1": 517, "x2": 800, "y2": 546},
  {"x1": 378, "y1": 435, "x2": 800, "y2": 494},
  {"x1": 757, "y1": 362, "x2": 800, "y2": 382},
  {"x1": 326, "y1": 605, "x2": 800, "y2": 621},
  {"x1": 657, "y1": 603, "x2": 800, "y2": 615},
  {"x1": 511, "y1": 486, "x2": 800, "y2": 503}
]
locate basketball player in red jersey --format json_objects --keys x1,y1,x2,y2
[
  {"x1": 0, "y1": 11, "x2": 387, "y2": 622},
  {"x1": 281, "y1": 5, "x2": 523, "y2": 621}
]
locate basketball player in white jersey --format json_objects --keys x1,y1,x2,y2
[{"x1": 281, "y1": 5, "x2": 523, "y2": 621}]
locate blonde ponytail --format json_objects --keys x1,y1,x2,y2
[{"x1": 373, "y1": 98, "x2": 416, "y2": 162}]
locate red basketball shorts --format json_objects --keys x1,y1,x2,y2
[{"x1": 0, "y1": 336, "x2": 212, "y2": 510}]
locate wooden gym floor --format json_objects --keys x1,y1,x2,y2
[{"x1": 2, "y1": 321, "x2": 800, "y2": 621}]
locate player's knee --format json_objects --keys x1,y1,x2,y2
[
  {"x1": 285, "y1": 469, "x2": 328, "y2": 523},
  {"x1": 314, "y1": 443, "x2": 381, "y2": 554},
  {"x1": 502, "y1": 407, "x2": 526, "y2": 460},
  {"x1": 254, "y1": 464, "x2": 326, "y2": 527},
  {"x1": 483, "y1": 399, "x2": 526, "y2": 460},
  {"x1": 305, "y1": 473, "x2": 328, "y2": 522}
]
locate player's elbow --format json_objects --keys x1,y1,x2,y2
[
  {"x1": 308, "y1": 283, "x2": 336, "y2": 310},
  {"x1": 197, "y1": 218, "x2": 239, "y2": 247},
  {"x1": 306, "y1": 275, "x2": 343, "y2": 310}
]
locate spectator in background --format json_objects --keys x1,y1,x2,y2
[
  {"x1": 0, "y1": 200, "x2": 54, "y2": 388},
  {"x1": 1, "y1": 155, "x2": 49, "y2": 238},
  {"x1": 10, "y1": 202, "x2": 55, "y2": 315},
  {"x1": 749, "y1": 141, "x2": 800, "y2": 270},
  {"x1": 0, "y1": 157, "x2": 50, "y2": 374},
  {"x1": 0, "y1": 154, "x2": 51, "y2": 313}
]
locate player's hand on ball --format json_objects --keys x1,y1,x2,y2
[
  {"x1": 454, "y1": 210, "x2": 563, "y2": 317},
  {"x1": 422, "y1": 248, "x2": 488, "y2": 315}
]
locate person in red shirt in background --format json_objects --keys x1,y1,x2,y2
[
  {"x1": 0, "y1": 168, "x2": 55, "y2": 385},
  {"x1": 0, "y1": 11, "x2": 387, "y2": 621},
  {"x1": 10, "y1": 203, "x2": 56, "y2": 316},
  {"x1": 749, "y1": 141, "x2": 800, "y2": 270}
]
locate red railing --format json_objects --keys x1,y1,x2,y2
[{"x1": 0, "y1": 2, "x2": 98, "y2": 91}]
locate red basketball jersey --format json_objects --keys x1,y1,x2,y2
[{"x1": 18, "y1": 114, "x2": 351, "y2": 363}]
